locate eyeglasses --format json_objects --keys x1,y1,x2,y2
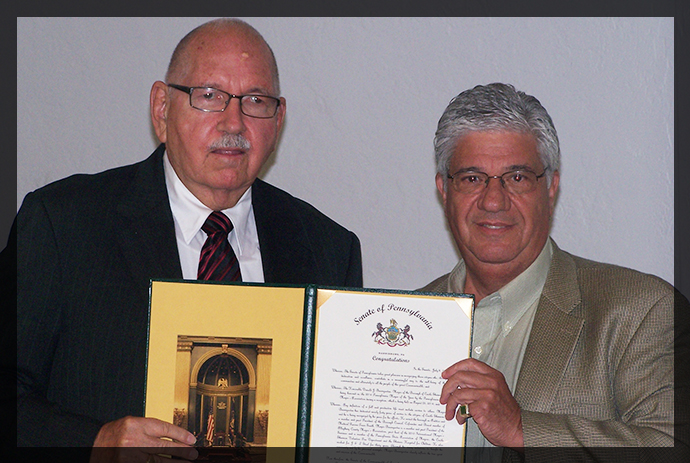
[
  {"x1": 447, "y1": 169, "x2": 547, "y2": 195},
  {"x1": 167, "y1": 84, "x2": 281, "y2": 119}
]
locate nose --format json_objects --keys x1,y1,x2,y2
[
  {"x1": 216, "y1": 97, "x2": 246, "y2": 134},
  {"x1": 477, "y1": 176, "x2": 510, "y2": 212}
]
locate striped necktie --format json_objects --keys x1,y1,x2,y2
[{"x1": 197, "y1": 211, "x2": 242, "y2": 282}]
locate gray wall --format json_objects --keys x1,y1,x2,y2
[{"x1": 16, "y1": 17, "x2": 674, "y2": 290}]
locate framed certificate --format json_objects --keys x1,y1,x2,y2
[
  {"x1": 145, "y1": 280, "x2": 473, "y2": 460},
  {"x1": 301, "y1": 288, "x2": 474, "y2": 448}
]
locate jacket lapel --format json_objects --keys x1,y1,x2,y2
[
  {"x1": 513, "y1": 242, "x2": 584, "y2": 412},
  {"x1": 114, "y1": 144, "x2": 182, "y2": 286},
  {"x1": 251, "y1": 179, "x2": 316, "y2": 284}
]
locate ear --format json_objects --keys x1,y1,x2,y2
[
  {"x1": 548, "y1": 170, "x2": 560, "y2": 212},
  {"x1": 150, "y1": 81, "x2": 170, "y2": 143},
  {"x1": 275, "y1": 96, "x2": 287, "y2": 133},
  {"x1": 435, "y1": 173, "x2": 447, "y2": 205}
]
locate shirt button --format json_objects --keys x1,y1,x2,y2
[{"x1": 474, "y1": 346, "x2": 482, "y2": 355}]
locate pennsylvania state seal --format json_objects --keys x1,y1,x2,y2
[{"x1": 372, "y1": 319, "x2": 413, "y2": 347}]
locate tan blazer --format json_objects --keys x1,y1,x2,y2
[{"x1": 421, "y1": 240, "x2": 686, "y2": 450}]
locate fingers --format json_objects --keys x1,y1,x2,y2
[
  {"x1": 441, "y1": 358, "x2": 495, "y2": 379},
  {"x1": 92, "y1": 417, "x2": 198, "y2": 462},
  {"x1": 439, "y1": 359, "x2": 481, "y2": 421},
  {"x1": 439, "y1": 368, "x2": 494, "y2": 405},
  {"x1": 144, "y1": 418, "x2": 196, "y2": 446},
  {"x1": 438, "y1": 359, "x2": 525, "y2": 448},
  {"x1": 442, "y1": 384, "x2": 479, "y2": 422},
  {"x1": 440, "y1": 358, "x2": 494, "y2": 398},
  {"x1": 439, "y1": 359, "x2": 510, "y2": 425},
  {"x1": 441, "y1": 359, "x2": 508, "y2": 398},
  {"x1": 440, "y1": 376, "x2": 474, "y2": 403},
  {"x1": 451, "y1": 403, "x2": 472, "y2": 426},
  {"x1": 446, "y1": 400, "x2": 469, "y2": 424}
]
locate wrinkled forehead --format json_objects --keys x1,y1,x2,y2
[{"x1": 450, "y1": 130, "x2": 541, "y2": 170}]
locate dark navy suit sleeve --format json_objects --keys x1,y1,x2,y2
[{"x1": 15, "y1": 192, "x2": 104, "y2": 446}]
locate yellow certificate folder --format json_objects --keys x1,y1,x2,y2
[
  {"x1": 145, "y1": 280, "x2": 307, "y2": 448},
  {"x1": 145, "y1": 280, "x2": 474, "y2": 453}
]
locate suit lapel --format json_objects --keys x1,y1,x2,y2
[
  {"x1": 252, "y1": 179, "x2": 315, "y2": 284},
  {"x1": 114, "y1": 145, "x2": 182, "y2": 285},
  {"x1": 513, "y1": 242, "x2": 584, "y2": 412}
]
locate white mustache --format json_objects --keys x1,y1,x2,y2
[{"x1": 209, "y1": 134, "x2": 251, "y2": 151}]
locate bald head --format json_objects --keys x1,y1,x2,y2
[{"x1": 166, "y1": 18, "x2": 280, "y2": 94}]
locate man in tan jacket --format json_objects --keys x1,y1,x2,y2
[{"x1": 421, "y1": 83, "x2": 687, "y2": 462}]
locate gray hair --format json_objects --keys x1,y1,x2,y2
[
  {"x1": 434, "y1": 83, "x2": 560, "y2": 187},
  {"x1": 165, "y1": 18, "x2": 281, "y2": 95}
]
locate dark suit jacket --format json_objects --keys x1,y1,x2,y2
[
  {"x1": 421, "y1": 240, "x2": 689, "y2": 453},
  {"x1": 15, "y1": 145, "x2": 362, "y2": 446}
]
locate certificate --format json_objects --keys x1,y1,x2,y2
[
  {"x1": 145, "y1": 281, "x2": 473, "y2": 459},
  {"x1": 302, "y1": 289, "x2": 473, "y2": 451}
]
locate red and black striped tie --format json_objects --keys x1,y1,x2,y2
[{"x1": 197, "y1": 212, "x2": 242, "y2": 282}]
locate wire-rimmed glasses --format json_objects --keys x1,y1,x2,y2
[
  {"x1": 447, "y1": 169, "x2": 547, "y2": 195},
  {"x1": 168, "y1": 83, "x2": 281, "y2": 119}
]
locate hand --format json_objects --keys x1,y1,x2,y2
[
  {"x1": 440, "y1": 358, "x2": 524, "y2": 450},
  {"x1": 90, "y1": 416, "x2": 198, "y2": 463}
]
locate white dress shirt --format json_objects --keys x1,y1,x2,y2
[
  {"x1": 445, "y1": 239, "x2": 553, "y2": 461},
  {"x1": 163, "y1": 152, "x2": 264, "y2": 282}
]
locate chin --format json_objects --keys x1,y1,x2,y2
[
  {"x1": 210, "y1": 171, "x2": 245, "y2": 187},
  {"x1": 470, "y1": 246, "x2": 522, "y2": 265}
]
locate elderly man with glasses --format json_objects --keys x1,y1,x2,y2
[
  {"x1": 422, "y1": 83, "x2": 687, "y2": 461},
  {"x1": 14, "y1": 18, "x2": 362, "y2": 453}
]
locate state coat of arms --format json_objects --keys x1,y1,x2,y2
[{"x1": 372, "y1": 319, "x2": 413, "y2": 347}]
